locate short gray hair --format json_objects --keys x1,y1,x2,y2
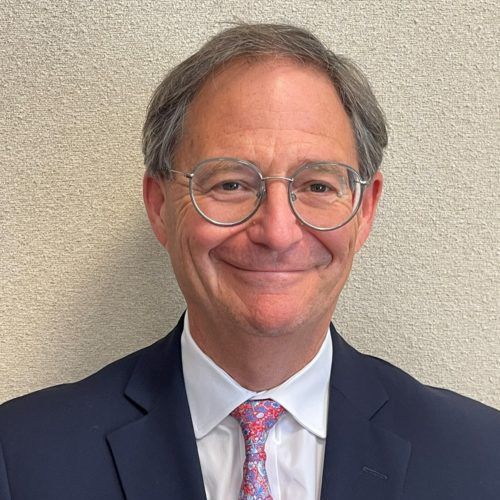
[{"x1": 142, "y1": 23, "x2": 387, "y2": 180}]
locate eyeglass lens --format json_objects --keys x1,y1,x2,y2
[{"x1": 189, "y1": 159, "x2": 361, "y2": 230}]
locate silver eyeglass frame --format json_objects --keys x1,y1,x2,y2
[{"x1": 168, "y1": 157, "x2": 369, "y2": 231}]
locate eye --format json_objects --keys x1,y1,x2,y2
[
  {"x1": 308, "y1": 183, "x2": 330, "y2": 193},
  {"x1": 300, "y1": 180, "x2": 339, "y2": 195},
  {"x1": 221, "y1": 181, "x2": 242, "y2": 191},
  {"x1": 207, "y1": 177, "x2": 258, "y2": 201}
]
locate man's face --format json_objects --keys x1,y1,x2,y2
[{"x1": 146, "y1": 58, "x2": 382, "y2": 340}]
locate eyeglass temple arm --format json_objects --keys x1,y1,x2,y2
[{"x1": 168, "y1": 169, "x2": 194, "y2": 179}]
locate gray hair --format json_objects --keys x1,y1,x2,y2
[{"x1": 142, "y1": 23, "x2": 387, "y2": 180}]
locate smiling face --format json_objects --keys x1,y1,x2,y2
[{"x1": 145, "y1": 57, "x2": 382, "y2": 350}]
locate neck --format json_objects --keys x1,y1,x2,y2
[{"x1": 188, "y1": 310, "x2": 331, "y2": 391}]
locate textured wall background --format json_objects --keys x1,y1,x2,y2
[{"x1": 1, "y1": 0, "x2": 498, "y2": 408}]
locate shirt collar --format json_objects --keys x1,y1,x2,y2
[{"x1": 181, "y1": 312, "x2": 332, "y2": 440}]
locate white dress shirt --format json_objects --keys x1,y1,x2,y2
[{"x1": 181, "y1": 313, "x2": 332, "y2": 500}]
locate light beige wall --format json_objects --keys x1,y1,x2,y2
[{"x1": 1, "y1": 0, "x2": 498, "y2": 408}]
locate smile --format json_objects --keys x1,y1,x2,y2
[{"x1": 215, "y1": 258, "x2": 311, "y2": 274}]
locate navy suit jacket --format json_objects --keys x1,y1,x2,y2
[{"x1": 1, "y1": 317, "x2": 499, "y2": 499}]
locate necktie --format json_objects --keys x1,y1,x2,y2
[{"x1": 231, "y1": 399, "x2": 285, "y2": 500}]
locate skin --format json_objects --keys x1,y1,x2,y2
[{"x1": 144, "y1": 57, "x2": 382, "y2": 390}]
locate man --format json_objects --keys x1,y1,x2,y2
[{"x1": 0, "y1": 23, "x2": 498, "y2": 500}]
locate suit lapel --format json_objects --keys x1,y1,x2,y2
[
  {"x1": 321, "y1": 328, "x2": 411, "y2": 500},
  {"x1": 106, "y1": 318, "x2": 207, "y2": 500}
]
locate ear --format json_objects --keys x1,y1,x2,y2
[
  {"x1": 354, "y1": 171, "x2": 383, "y2": 252},
  {"x1": 143, "y1": 173, "x2": 170, "y2": 249}
]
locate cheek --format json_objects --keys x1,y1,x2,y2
[
  {"x1": 314, "y1": 223, "x2": 359, "y2": 263},
  {"x1": 160, "y1": 190, "x2": 189, "y2": 251},
  {"x1": 192, "y1": 226, "x2": 244, "y2": 261},
  {"x1": 171, "y1": 208, "x2": 244, "y2": 264}
]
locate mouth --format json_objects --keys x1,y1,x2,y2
[
  {"x1": 210, "y1": 241, "x2": 332, "y2": 273},
  {"x1": 216, "y1": 261, "x2": 309, "y2": 289},
  {"x1": 215, "y1": 259, "x2": 309, "y2": 273},
  {"x1": 213, "y1": 257, "x2": 309, "y2": 274}
]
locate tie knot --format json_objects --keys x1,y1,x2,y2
[{"x1": 231, "y1": 399, "x2": 285, "y2": 449}]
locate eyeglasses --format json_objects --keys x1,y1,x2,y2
[{"x1": 168, "y1": 157, "x2": 369, "y2": 231}]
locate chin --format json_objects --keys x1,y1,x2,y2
[{"x1": 237, "y1": 298, "x2": 316, "y2": 337}]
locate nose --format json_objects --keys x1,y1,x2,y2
[{"x1": 246, "y1": 179, "x2": 303, "y2": 251}]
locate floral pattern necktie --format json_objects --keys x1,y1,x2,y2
[{"x1": 231, "y1": 399, "x2": 285, "y2": 500}]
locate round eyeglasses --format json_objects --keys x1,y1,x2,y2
[{"x1": 168, "y1": 157, "x2": 369, "y2": 231}]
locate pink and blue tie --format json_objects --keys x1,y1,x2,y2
[{"x1": 231, "y1": 399, "x2": 285, "y2": 500}]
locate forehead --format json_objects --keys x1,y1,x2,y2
[{"x1": 175, "y1": 57, "x2": 357, "y2": 168}]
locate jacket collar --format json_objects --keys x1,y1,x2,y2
[
  {"x1": 106, "y1": 315, "x2": 207, "y2": 500},
  {"x1": 107, "y1": 318, "x2": 410, "y2": 500},
  {"x1": 320, "y1": 325, "x2": 411, "y2": 499}
]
